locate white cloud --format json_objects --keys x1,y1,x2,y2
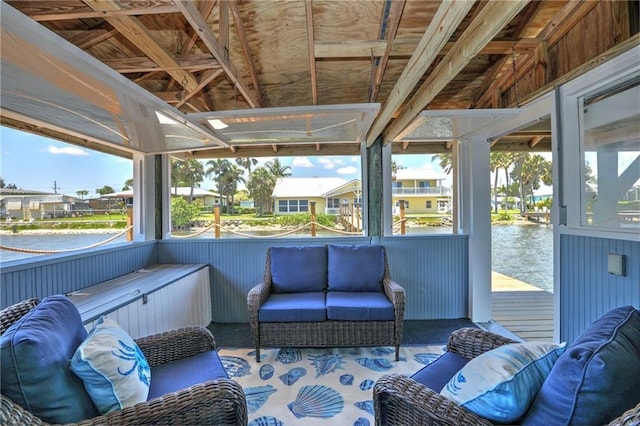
[
  {"x1": 48, "y1": 145, "x2": 88, "y2": 156},
  {"x1": 292, "y1": 156, "x2": 313, "y2": 167},
  {"x1": 350, "y1": 156, "x2": 359, "y2": 163},
  {"x1": 337, "y1": 166, "x2": 358, "y2": 175},
  {"x1": 318, "y1": 158, "x2": 335, "y2": 169}
]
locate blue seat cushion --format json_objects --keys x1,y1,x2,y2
[
  {"x1": 0, "y1": 295, "x2": 99, "y2": 423},
  {"x1": 327, "y1": 244, "x2": 385, "y2": 292},
  {"x1": 411, "y1": 351, "x2": 470, "y2": 393},
  {"x1": 523, "y1": 305, "x2": 640, "y2": 426},
  {"x1": 148, "y1": 351, "x2": 228, "y2": 400},
  {"x1": 270, "y1": 246, "x2": 327, "y2": 293},
  {"x1": 326, "y1": 291, "x2": 394, "y2": 321},
  {"x1": 259, "y1": 292, "x2": 326, "y2": 322}
]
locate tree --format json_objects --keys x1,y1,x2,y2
[
  {"x1": 490, "y1": 153, "x2": 514, "y2": 213},
  {"x1": 391, "y1": 161, "x2": 405, "y2": 181},
  {"x1": 122, "y1": 178, "x2": 134, "y2": 191},
  {"x1": 235, "y1": 157, "x2": 258, "y2": 175},
  {"x1": 1, "y1": 177, "x2": 18, "y2": 189},
  {"x1": 218, "y1": 164, "x2": 245, "y2": 214},
  {"x1": 247, "y1": 167, "x2": 277, "y2": 214},
  {"x1": 265, "y1": 158, "x2": 291, "y2": 178},
  {"x1": 511, "y1": 154, "x2": 552, "y2": 212},
  {"x1": 76, "y1": 190, "x2": 89, "y2": 199},
  {"x1": 171, "y1": 197, "x2": 201, "y2": 231},
  {"x1": 171, "y1": 159, "x2": 204, "y2": 202},
  {"x1": 431, "y1": 153, "x2": 453, "y2": 174},
  {"x1": 96, "y1": 185, "x2": 115, "y2": 195}
]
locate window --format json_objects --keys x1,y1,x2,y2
[
  {"x1": 580, "y1": 79, "x2": 640, "y2": 230},
  {"x1": 327, "y1": 198, "x2": 340, "y2": 209},
  {"x1": 279, "y1": 199, "x2": 308, "y2": 213},
  {"x1": 426, "y1": 200, "x2": 432, "y2": 209}
]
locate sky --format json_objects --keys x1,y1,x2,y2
[{"x1": 0, "y1": 126, "x2": 448, "y2": 198}]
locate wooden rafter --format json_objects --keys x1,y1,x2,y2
[
  {"x1": 315, "y1": 38, "x2": 541, "y2": 58},
  {"x1": 369, "y1": 0, "x2": 405, "y2": 102},
  {"x1": 175, "y1": 0, "x2": 261, "y2": 108},
  {"x1": 386, "y1": 0, "x2": 530, "y2": 142},
  {"x1": 68, "y1": 22, "x2": 117, "y2": 50},
  {"x1": 104, "y1": 55, "x2": 220, "y2": 73},
  {"x1": 167, "y1": 1, "x2": 217, "y2": 93},
  {"x1": 366, "y1": 0, "x2": 475, "y2": 146},
  {"x1": 83, "y1": 0, "x2": 199, "y2": 93},
  {"x1": 229, "y1": 0, "x2": 263, "y2": 105},
  {"x1": 25, "y1": 3, "x2": 180, "y2": 22},
  {"x1": 306, "y1": 0, "x2": 318, "y2": 104},
  {"x1": 176, "y1": 69, "x2": 225, "y2": 108}
]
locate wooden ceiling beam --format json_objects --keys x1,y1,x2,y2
[
  {"x1": 82, "y1": 0, "x2": 199, "y2": 93},
  {"x1": 386, "y1": 0, "x2": 530, "y2": 142},
  {"x1": 370, "y1": 0, "x2": 405, "y2": 102},
  {"x1": 104, "y1": 54, "x2": 220, "y2": 73},
  {"x1": 175, "y1": 0, "x2": 261, "y2": 108},
  {"x1": 365, "y1": 0, "x2": 475, "y2": 146},
  {"x1": 186, "y1": 143, "x2": 362, "y2": 159},
  {"x1": 167, "y1": 1, "x2": 217, "y2": 92},
  {"x1": 315, "y1": 38, "x2": 541, "y2": 58},
  {"x1": 305, "y1": 0, "x2": 318, "y2": 105},
  {"x1": 25, "y1": 3, "x2": 180, "y2": 22},
  {"x1": 229, "y1": 0, "x2": 264, "y2": 106},
  {"x1": 176, "y1": 69, "x2": 225, "y2": 108},
  {"x1": 68, "y1": 22, "x2": 117, "y2": 50}
]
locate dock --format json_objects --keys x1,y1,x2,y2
[{"x1": 491, "y1": 271, "x2": 554, "y2": 342}]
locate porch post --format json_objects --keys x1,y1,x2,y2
[
  {"x1": 458, "y1": 135, "x2": 492, "y2": 322},
  {"x1": 132, "y1": 153, "x2": 157, "y2": 241},
  {"x1": 366, "y1": 135, "x2": 384, "y2": 237}
]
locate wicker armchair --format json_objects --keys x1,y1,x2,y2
[
  {"x1": 1, "y1": 298, "x2": 247, "y2": 426},
  {"x1": 374, "y1": 327, "x2": 640, "y2": 426}
]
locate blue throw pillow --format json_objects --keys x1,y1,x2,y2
[
  {"x1": 0, "y1": 295, "x2": 99, "y2": 423},
  {"x1": 327, "y1": 244, "x2": 385, "y2": 292},
  {"x1": 270, "y1": 246, "x2": 327, "y2": 293},
  {"x1": 523, "y1": 306, "x2": 640, "y2": 426},
  {"x1": 440, "y1": 341, "x2": 567, "y2": 423},
  {"x1": 70, "y1": 317, "x2": 151, "y2": 414}
]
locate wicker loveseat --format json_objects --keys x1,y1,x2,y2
[
  {"x1": 374, "y1": 306, "x2": 640, "y2": 426},
  {"x1": 0, "y1": 296, "x2": 247, "y2": 426},
  {"x1": 247, "y1": 244, "x2": 405, "y2": 362}
]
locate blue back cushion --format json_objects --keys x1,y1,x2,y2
[
  {"x1": 327, "y1": 244, "x2": 385, "y2": 292},
  {"x1": 0, "y1": 295, "x2": 99, "y2": 423},
  {"x1": 270, "y1": 246, "x2": 327, "y2": 293},
  {"x1": 523, "y1": 305, "x2": 640, "y2": 425},
  {"x1": 148, "y1": 351, "x2": 228, "y2": 400}
]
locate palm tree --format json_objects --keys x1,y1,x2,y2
[
  {"x1": 76, "y1": 189, "x2": 89, "y2": 199},
  {"x1": 431, "y1": 153, "x2": 453, "y2": 174},
  {"x1": 511, "y1": 154, "x2": 552, "y2": 212},
  {"x1": 171, "y1": 159, "x2": 204, "y2": 202},
  {"x1": 235, "y1": 157, "x2": 258, "y2": 175},
  {"x1": 122, "y1": 178, "x2": 134, "y2": 191},
  {"x1": 265, "y1": 158, "x2": 291, "y2": 178},
  {"x1": 218, "y1": 164, "x2": 245, "y2": 214}
]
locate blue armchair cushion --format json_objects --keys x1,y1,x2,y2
[
  {"x1": 327, "y1": 244, "x2": 385, "y2": 292},
  {"x1": 523, "y1": 305, "x2": 640, "y2": 426},
  {"x1": 411, "y1": 351, "x2": 470, "y2": 393},
  {"x1": 259, "y1": 292, "x2": 326, "y2": 322},
  {"x1": 148, "y1": 351, "x2": 228, "y2": 400},
  {"x1": 270, "y1": 246, "x2": 327, "y2": 293},
  {"x1": 326, "y1": 291, "x2": 394, "y2": 321},
  {"x1": 70, "y1": 317, "x2": 151, "y2": 414},
  {"x1": 440, "y1": 341, "x2": 566, "y2": 423},
  {"x1": 0, "y1": 295, "x2": 99, "y2": 423}
]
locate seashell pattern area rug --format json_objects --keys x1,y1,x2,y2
[{"x1": 218, "y1": 345, "x2": 446, "y2": 426}]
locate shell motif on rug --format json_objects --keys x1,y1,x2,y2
[
  {"x1": 279, "y1": 367, "x2": 307, "y2": 385},
  {"x1": 220, "y1": 355, "x2": 251, "y2": 377},
  {"x1": 308, "y1": 353, "x2": 346, "y2": 378},
  {"x1": 275, "y1": 348, "x2": 302, "y2": 364},
  {"x1": 248, "y1": 415, "x2": 284, "y2": 426},
  {"x1": 245, "y1": 385, "x2": 278, "y2": 413},
  {"x1": 354, "y1": 357, "x2": 393, "y2": 371},
  {"x1": 259, "y1": 364, "x2": 274, "y2": 380},
  {"x1": 287, "y1": 384, "x2": 344, "y2": 418}
]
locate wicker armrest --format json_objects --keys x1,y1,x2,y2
[
  {"x1": 382, "y1": 279, "x2": 405, "y2": 308},
  {"x1": 373, "y1": 374, "x2": 493, "y2": 426},
  {"x1": 2, "y1": 380, "x2": 247, "y2": 426},
  {"x1": 608, "y1": 402, "x2": 640, "y2": 426},
  {"x1": 0, "y1": 298, "x2": 40, "y2": 334},
  {"x1": 447, "y1": 327, "x2": 518, "y2": 359},
  {"x1": 135, "y1": 326, "x2": 216, "y2": 367}
]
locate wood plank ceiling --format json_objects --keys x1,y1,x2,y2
[{"x1": 3, "y1": 0, "x2": 637, "y2": 157}]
